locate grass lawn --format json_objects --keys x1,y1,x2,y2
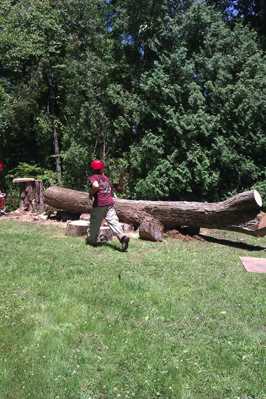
[{"x1": 0, "y1": 220, "x2": 266, "y2": 399}]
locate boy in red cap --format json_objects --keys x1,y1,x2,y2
[{"x1": 86, "y1": 160, "x2": 130, "y2": 251}]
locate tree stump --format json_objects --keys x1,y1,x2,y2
[
  {"x1": 35, "y1": 180, "x2": 44, "y2": 211},
  {"x1": 65, "y1": 220, "x2": 113, "y2": 241},
  {"x1": 13, "y1": 178, "x2": 36, "y2": 211},
  {"x1": 80, "y1": 213, "x2": 91, "y2": 221},
  {"x1": 13, "y1": 178, "x2": 45, "y2": 212},
  {"x1": 65, "y1": 220, "x2": 89, "y2": 236}
]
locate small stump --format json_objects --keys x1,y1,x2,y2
[
  {"x1": 80, "y1": 213, "x2": 91, "y2": 221},
  {"x1": 13, "y1": 178, "x2": 44, "y2": 212},
  {"x1": 66, "y1": 221, "x2": 113, "y2": 241},
  {"x1": 66, "y1": 220, "x2": 89, "y2": 236}
]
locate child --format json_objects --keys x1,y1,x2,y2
[{"x1": 86, "y1": 160, "x2": 129, "y2": 251}]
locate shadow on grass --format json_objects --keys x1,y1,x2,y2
[
  {"x1": 103, "y1": 242, "x2": 126, "y2": 253},
  {"x1": 198, "y1": 234, "x2": 266, "y2": 252},
  {"x1": 85, "y1": 240, "x2": 127, "y2": 253}
]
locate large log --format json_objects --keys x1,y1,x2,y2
[
  {"x1": 226, "y1": 212, "x2": 266, "y2": 237},
  {"x1": 44, "y1": 186, "x2": 262, "y2": 233}
]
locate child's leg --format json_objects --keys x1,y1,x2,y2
[
  {"x1": 105, "y1": 207, "x2": 124, "y2": 240},
  {"x1": 87, "y1": 207, "x2": 107, "y2": 245}
]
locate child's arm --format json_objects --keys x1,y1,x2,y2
[
  {"x1": 90, "y1": 180, "x2": 99, "y2": 195},
  {"x1": 88, "y1": 178, "x2": 99, "y2": 200}
]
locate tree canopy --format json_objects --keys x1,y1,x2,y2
[{"x1": 0, "y1": 0, "x2": 266, "y2": 201}]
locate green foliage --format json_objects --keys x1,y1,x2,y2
[
  {"x1": 8, "y1": 162, "x2": 57, "y2": 187},
  {"x1": 4, "y1": 162, "x2": 57, "y2": 209},
  {"x1": 253, "y1": 180, "x2": 266, "y2": 209},
  {"x1": 0, "y1": 1, "x2": 266, "y2": 201},
  {"x1": 207, "y1": 0, "x2": 266, "y2": 39},
  {"x1": 107, "y1": 157, "x2": 130, "y2": 198},
  {"x1": 4, "y1": 185, "x2": 20, "y2": 211},
  {"x1": 124, "y1": 5, "x2": 266, "y2": 200},
  {"x1": 62, "y1": 143, "x2": 89, "y2": 190}
]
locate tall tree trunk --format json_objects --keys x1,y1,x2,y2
[
  {"x1": 48, "y1": 70, "x2": 62, "y2": 184},
  {"x1": 53, "y1": 121, "x2": 62, "y2": 185}
]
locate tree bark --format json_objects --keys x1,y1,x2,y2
[
  {"x1": 44, "y1": 186, "x2": 263, "y2": 233},
  {"x1": 225, "y1": 212, "x2": 266, "y2": 237},
  {"x1": 53, "y1": 122, "x2": 62, "y2": 185},
  {"x1": 47, "y1": 70, "x2": 62, "y2": 185},
  {"x1": 13, "y1": 178, "x2": 45, "y2": 212},
  {"x1": 35, "y1": 180, "x2": 45, "y2": 212},
  {"x1": 139, "y1": 219, "x2": 164, "y2": 241}
]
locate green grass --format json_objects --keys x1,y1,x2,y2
[{"x1": 0, "y1": 221, "x2": 266, "y2": 399}]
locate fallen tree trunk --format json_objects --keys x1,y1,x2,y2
[
  {"x1": 44, "y1": 186, "x2": 262, "y2": 237},
  {"x1": 225, "y1": 212, "x2": 266, "y2": 237}
]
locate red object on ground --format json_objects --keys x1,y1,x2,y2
[
  {"x1": 90, "y1": 160, "x2": 105, "y2": 171},
  {"x1": 0, "y1": 160, "x2": 4, "y2": 172},
  {"x1": 0, "y1": 194, "x2": 6, "y2": 209},
  {"x1": 240, "y1": 257, "x2": 266, "y2": 273}
]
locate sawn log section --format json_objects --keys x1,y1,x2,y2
[{"x1": 44, "y1": 186, "x2": 263, "y2": 234}]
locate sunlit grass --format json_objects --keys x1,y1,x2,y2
[{"x1": 0, "y1": 221, "x2": 266, "y2": 399}]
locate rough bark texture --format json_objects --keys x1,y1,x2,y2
[
  {"x1": 13, "y1": 178, "x2": 45, "y2": 212},
  {"x1": 35, "y1": 181, "x2": 44, "y2": 212},
  {"x1": 226, "y1": 212, "x2": 266, "y2": 237},
  {"x1": 139, "y1": 220, "x2": 164, "y2": 242},
  {"x1": 44, "y1": 186, "x2": 262, "y2": 233},
  {"x1": 45, "y1": 186, "x2": 90, "y2": 214}
]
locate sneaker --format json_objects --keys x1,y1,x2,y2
[{"x1": 120, "y1": 236, "x2": 130, "y2": 252}]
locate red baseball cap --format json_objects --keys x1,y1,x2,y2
[{"x1": 90, "y1": 160, "x2": 105, "y2": 170}]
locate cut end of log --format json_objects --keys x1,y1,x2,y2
[
  {"x1": 139, "y1": 219, "x2": 164, "y2": 242},
  {"x1": 13, "y1": 178, "x2": 36, "y2": 183},
  {"x1": 254, "y1": 190, "x2": 263, "y2": 208}
]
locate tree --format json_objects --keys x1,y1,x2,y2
[
  {"x1": 0, "y1": 0, "x2": 265, "y2": 202},
  {"x1": 125, "y1": 4, "x2": 266, "y2": 200},
  {"x1": 0, "y1": 0, "x2": 67, "y2": 179},
  {"x1": 0, "y1": 0, "x2": 113, "y2": 187},
  {"x1": 206, "y1": 0, "x2": 266, "y2": 38}
]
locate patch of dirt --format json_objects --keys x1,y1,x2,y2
[
  {"x1": 0, "y1": 209, "x2": 67, "y2": 229},
  {"x1": 0, "y1": 211, "x2": 211, "y2": 242},
  {"x1": 0, "y1": 209, "x2": 139, "y2": 239},
  {"x1": 165, "y1": 229, "x2": 200, "y2": 241}
]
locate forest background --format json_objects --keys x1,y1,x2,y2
[{"x1": 0, "y1": 0, "x2": 266, "y2": 202}]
